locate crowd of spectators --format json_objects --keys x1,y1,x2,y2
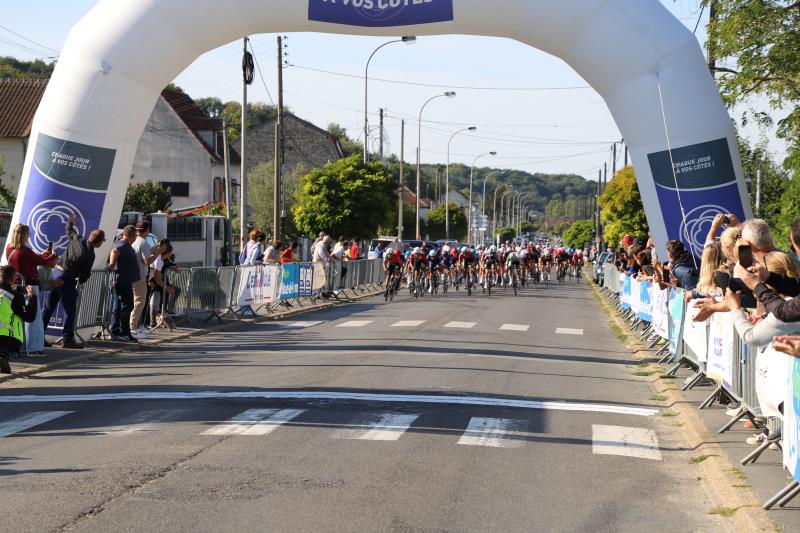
[{"x1": 239, "y1": 229, "x2": 302, "y2": 266}]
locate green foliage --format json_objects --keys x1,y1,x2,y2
[
  {"x1": 520, "y1": 221, "x2": 538, "y2": 234},
  {"x1": 247, "y1": 161, "x2": 306, "y2": 240},
  {"x1": 551, "y1": 221, "x2": 572, "y2": 237},
  {"x1": 562, "y1": 220, "x2": 594, "y2": 249},
  {"x1": 426, "y1": 202, "x2": 468, "y2": 241},
  {"x1": 599, "y1": 166, "x2": 649, "y2": 246},
  {"x1": 327, "y1": 123, "x2": 363, "y2": 158},
  {"x1": 704, "y1": 0, "x2": 800, "y2": 172},
  {"x1": 386, "y1": 205, "x2": 426, "y2": 239},
  {"x1": 0, "y1": 155, "x2": 15, "y2": 208},
  {"x1": 739, "y1": 137, "x2": 789, "y2": 230},
  {"x1": 124, "y1": 180, "x2": 173, "y2": 215},
  {"x1": 195, "y1": 99, "x2": 280, "y2": 141},
  {"x1": 494, "y1": 227, "x2": 516, "y2": 243},
  {"x1": 0, "y1": 56, "x2": 55, "y2": 79},
  {"x1": 292, "y1": 154, "x2": 396, "y2": 239},
  {"x1": 774, "y1": 175, "x2": 800, "y2": 251}
]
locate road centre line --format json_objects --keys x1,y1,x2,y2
[{"x1": 0, "y1": 392, "x2": 658, "y2": 417}]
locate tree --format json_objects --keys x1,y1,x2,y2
[
  {"x1": 327, "y1": 123, "x2": 363, "y2": 158},
  {"x1": 773, "y1": 175, "x2": 800, "y2": 251},
  {"x1": 704, "y1": 0, "x2": 800, "y2": 172},
  {"x1": 426, "y1": 203, "x2": 468, "y2": 241},
  {"x1": 599, "y1": 166, "x2": 649, "y2": 246},
  {"x1": 248, "y1": 161, "x2": 307, "y2": 239},
  {"x1": 292, "y1": 154, "x2": 396, "y2": 239},
  {"x1": 494, "y1": 227, "x2": 516, "y2": 243},
  {"x1": 124, "y1": 180, "x2": 173, "y2": 215},
  {"x1": 520, "y1": 221, "x2": 538, "y2": 234},
  {"x1": 551, "y1": 221, "x2": 572, "y2": 237},
  {"x1": 0, "y1": 57, "x2": 55, "y2": 79},
  {"x1": 562, "y1": 220, "x2": 594, "y2": 249},
  {"x1": 739, "y1": 137, "x2": 789, "y2": 229}
]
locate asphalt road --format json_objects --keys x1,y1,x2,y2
[{"x1": 0, "y1": 278, "x2": 735, "y2": 532}]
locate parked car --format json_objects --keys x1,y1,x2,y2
[
  {"x1": 367, "y1": 236, "x2": 399, "y2": 259},
  {"x1": 594, "y1": 251, "x2": 614, "y2": 285}
]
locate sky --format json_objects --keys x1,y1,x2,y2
[{"x1": 0, "y1": 0, "x2": 788, "y2": 182}]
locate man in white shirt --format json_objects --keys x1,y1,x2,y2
[
  {"x1": 131, "y1": 220, "x2": 161, "y2": 337},
  {"x1": 313, "y1": 236, "x2": 332, "y2": 263}
]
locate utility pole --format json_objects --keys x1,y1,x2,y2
[
  {"x1": 603, "y1": 162, "x2": 608, "y2": 194},
  {"x1": 624, "y1": 141, "x2": 629, "y2": 167},
  {"x1": 399, "y1": 120, "x2": 405, "y2": 240},
  {"x1": 597, "y1": 170, "x2": 603, "y2": 248},
  {"x1": 756, "y1": 168, "x2": 762, "y2": 216},
  {"x1": 612, "y1": 142, "x2": 617, "y2": 177},
  {"x1": 379, "y1": 108, "x2": 384, "y2": 162},
  {"x1": 274, "y1": 35, "x2": 285, "y2": 243},
  {"x1": 240, "y1": 37, "x2": 252, "y2": 249},
  {"x1": 222, "y1": 118, "x2": 234, "y2": 266}
]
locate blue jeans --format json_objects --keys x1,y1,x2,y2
[
  {"x1": 42, "y1": 275, "x2": 79, "y2": 341},
  {"x1": 110, "y1": 281, "x2": 134, "y2": 337},
  {"x1": 24, "y1": 285, "x2": 44, "y2": 353}
]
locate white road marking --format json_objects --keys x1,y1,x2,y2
[
  {"x1": 556, "y1": 328, "x2": 584, "y2": 336},
  {"x1": 202, "y1": 409, "x2": 305, "y2": 436},
  {"x1": 444, "y1": 321, "x2": 476, "y2": 329},
  {"x1": 332, "y1": 413, "x2": 419, "y2": 441},
  {"x1": 592, "y1": 425, "x2": 662, "y2": 461},
  {"x1": 458, "y1": 417, "x2": 528, "y2": 448},
  {"x1": 0, "y1": 392, "x2": 659, "y2": 417},
  {"x1": 336, "y1": 320, "x2": 374, "y2": 328},
  {"x1": 0, "y1": 411, "x2": 73, "y2": 438},
  {"x1": 392, "y1": 320, "x2": 426, "y2": 328},
  {"x1": 500, "y1": 324, "x2": 530, "y2": 332},
  {"x1": 286, "y1": 321, "x2": 323, "y2": 329},
  {"x1": 104, "y1": 409, "x2": 186, "y2": 437}
]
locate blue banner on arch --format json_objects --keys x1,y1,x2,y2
[{"x1": 309, "y1": 0, "x2": 454, "y2": 27}]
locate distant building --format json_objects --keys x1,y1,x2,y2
[
  {"x1": 0, "y1": 78, "x2": 48, "y2": 193},
  {"x1": 238, "y1": 112, "x2": 344, "y2": 175}
]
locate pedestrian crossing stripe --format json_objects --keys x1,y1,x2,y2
[
  {"x1": 556, "y1": 328, "x2": 584, "y2": 336},
  {"x1": 331, "y1": 413, "x2": 420, "y2": 441},
  {"x1": 0, "y1": 411, "x2": 73, "y2": 438},
  {"x1": 201, "y1": 409, "x2": 305, "y2": 436},
  {"x1": 458, "y1": 417, "x2": 528, "y2": 448},
  {"x1": 391, "y1": 320, "x2": 426, "y2": 328},
  {"x1": 336, "y1": 320, "x2": 374, "y2": 328},
  {"x1": 285, "y1": 321, "x2": 324, "y2": 329},
  {"x1": 592, "y1": 425, "x2": 662, "y2": 461},
  {"x1": 500, "y1": 324, "x2": 530, "y2": 332}
]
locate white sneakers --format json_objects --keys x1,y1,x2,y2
[{"x1": 131, "y1": 329, "x2": 150, "y2": 339}]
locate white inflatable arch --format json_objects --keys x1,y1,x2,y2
[{"x1": 13, "y1": 0, "x2": 751, "y2": 262}]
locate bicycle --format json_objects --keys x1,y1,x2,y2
[{"x1": 509, "y1": 265, "x2": 520, "y2": 296}]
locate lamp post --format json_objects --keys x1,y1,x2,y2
[
  {"x1": 468, "y1": 151, "x2": 496, "y2": 245},
  {"x1": 416, "y1": 91, "x2": 456, "y2": 238},
  {"x1": 492, "y1": 184, "x2": 508, "y2": 241},
  {"x1": 364, "y1": 36, "x2": 416, "y2": 164},
  {"x1": 500, "y1": 190, "x2": 514, "y2": 228},
  {"x1": 445, "y1": 126, "x2": 477, "y2": 240}
]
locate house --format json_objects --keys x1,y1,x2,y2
[
  {"x1": 238, "y1": 112, "x2": 344, "y2": 175},
  {"x1": 0, "y1": 78, "x2": 48, "y2": 193},
  {"x1": 0, "y1": 81, "x2": 241, "y2": 213},
  {"x1": 132, "y1": 88, "x2": 241, "y2": 210}
]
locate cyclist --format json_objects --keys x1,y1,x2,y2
[
  {"x1": 409, "y1": 247, "x2": 428, "y2": 296},
  {"x1": 481, "y1": 245, "x2": 501, "y2": 290},
  {"x1": 427, "y1": 249, "x2": 441, "y2": 294},
  {"x1": 506, "y1": 250, "x2": 523, "y2": 292},
  {"x1": 383, "y1": 248, "x2": 404, "y2": 299}
]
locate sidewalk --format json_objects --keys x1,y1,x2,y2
[{"x1": 1, "y1": 287, "x2": 384, "y2": 384}]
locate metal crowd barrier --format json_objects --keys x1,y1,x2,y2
[{"x1": 595, "y1": 269, "x2": 800, "y2": 510}]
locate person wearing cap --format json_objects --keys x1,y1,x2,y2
[
  {"x1": 130, "y1": 220, "x2": 162, "y2": 338},
  {"x1": 42, "y1": 215, "x2": 105, "y2": 349}
]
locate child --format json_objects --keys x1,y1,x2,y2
[{"x1": 0, "y1": 265, "x2": 38, "y2": 373}]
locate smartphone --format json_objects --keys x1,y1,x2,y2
[
  {"x1": 642, "y1": 265, "x2": 655, "y2": 276},
  {"x1": 738, "y1": 244, "x2": 754, "y2": 268},
  {"x1": 46, "y1": 241, "x2": 54, "y2": 253}
]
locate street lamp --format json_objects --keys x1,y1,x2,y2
[
  {"x1": 492, "y1": 184, "x2": 509, "y2": 242},
  {"x1": 364, "y1": 36, "x2": 416, "y2": 164},
  {"x1": 446, "y1": 126, "x2": 477, "y2": 240},
  {"x1": 469, "y1": 151, "x2": 496, "y2": 245},
  {"x1": 416, "y1": 91, "x2": 456, "y2": 238}
]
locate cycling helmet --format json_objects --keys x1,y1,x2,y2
[
  {"x1": 428, "y1": 250, "x2": 437, "y2": 258},
  {"x1": 489, "y1": 245, "x2": 497, "y2": 253},
  {"x1": 413, "y1": 247, "x2": 421, "y2": 254},
  {"x1": 393, "y1": 248, "x2": 402, "y2": 257},
  {"x1": 442, "y1": 245, "x2": 451, "y2": 254},
  {"x1": 460, "y1": 247, "x2": 467, "y2": 253}
]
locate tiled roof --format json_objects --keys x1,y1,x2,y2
[
  {"x1": 400, "y1": 185, "x2": 431, "y2": 209},
  {"x1": 0, "y1": 78, "x2": 48, "y2": 138}
]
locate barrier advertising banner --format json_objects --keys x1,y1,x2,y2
[
  {"x1": 621, "y1": 275, "x2": 632, "y2": 310},
  {"x1": 784, "y1": 355, "x2": 800, "y2": 483},
  {"x1": 652, "y1": 287, "x2": 669, "y2": 339},
  {"x1": 683, "y1": 305, "x2": 709, "y2": 363},
  {"x1": 706, "y1": 311, "x2": 734, "y2": 390},
  {"x1": 668, "y1": 289, "x2": 685, "y2": 356},
  {"x1": 756, "y1": 346, "x2": 791, "y2": 418},
  {"x1": 236, "y1": 266, "x2": 280, "y2": 308},
  {"x1": 631, "y1": 278, "x2": 641, "y2": 316},
  {"x1": 313, "y1": 263, "x2": 327, "y2": 295},
  {"x1": 279, "y1": 264, "x2": 300, "y2": 300},
  {"x1": 636, "y1": 281, "x2": 653, "y2": 322},
  {"x1": 299, "y1": 264, "x2": 314, "y2": 298}
]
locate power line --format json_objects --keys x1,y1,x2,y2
[
  {"x1": 286, "y1": 63, "x2": 593, "y2": 92},
  {"x1": 0, "y1": 24, "x2": 59, "y2": 56}
]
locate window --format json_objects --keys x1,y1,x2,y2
[
  {"x1": 160, "y1": 181, "x2": 190, "y2": 197},
  {"x1": 167, "y1": 217, "x2": 203, "y2": 241}
]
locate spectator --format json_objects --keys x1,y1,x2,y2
[
  {"x1": 148, "y1": 243, "x2": 176, "y2": 331},
  {"x1": 350, "y1": 238, "x2": 362, "y2": 261},
  {"x1": 280, "y1": 242, "x2": 299, "y2": 264},
  {"x1": 239, "y1": 229, "x2": 258, "y2": 265},
  {"x1": 42, "y1": 216, "x2": 105, "y2": 349},
  {"x1": 0, "y1": 265, "x2": 37, "y2": 373},
  {"x1": 264, "y1": 240, "x2": 281, "y2": 264},
  {"x1": 333, "y1": 236, "x2": 346, "y2": 259},
  {"x1": 666, "y1": 240, "x2": 698, "y2": 291},
  {"x1": 736, "y1": 261, "x2": 800, "y2": 323},
  {"x1": 107, "y1": 225, "x2": 140, "y2": 342},
  {"x1": 741, "y1": 218, "x2": 798, "y2": 278},
  {"x1": 313, "y1": 236, "x2": 332, "y2": 263},
  {"x1": 687, "y1": 242, "x2": 724, "y2": 301},
  {"x1": 131, "y1": 220, "x2": 162, "y2": 339},
  {"x1": 725, "y1": 287, "x2": 799, "y2": 347},
  {"x1": 311, "y1": 231, "x2": 326, "y2": 254},
  {"x1": 243, "y1": 232, "x2": 265, "y2": 265},
  {"x1": 5, "y1": 223, "x2": 57, "y2": 356}
]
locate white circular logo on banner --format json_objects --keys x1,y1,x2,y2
[
  {"x1": 27, "y1": 199, "x2": 86, "y2": 253},
  {"x1": 680, "y1": 204, "x2": 726, "y2": 257}
]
